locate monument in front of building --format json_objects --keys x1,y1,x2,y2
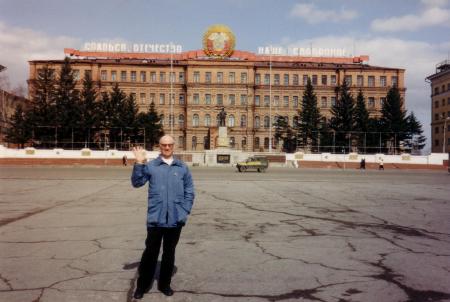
[{"x1": 216, "y1": 107, "x2": 229, "y2": 149}]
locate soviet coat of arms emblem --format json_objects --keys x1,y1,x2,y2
[{"x1": 203, "y1": 24, "x2": 235, "y2": 58}]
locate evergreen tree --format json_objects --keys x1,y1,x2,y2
[
  {"x1": 79, "y1": 73, "x2": 99, "y2": 147},
  {"x1": 119, "y1": 93, "x2": 139, "y2": 148},
  {"x1": 274, "y1": 115, "x2": 296, "y2": 153},
  {"x1": 6, "y1": 105, "x2": 31, "y2": 148},
  {"x1": 405, "y1": 111, "x2": 426, "y2": 152},
  {"x1": 380, "y1": 86, "x2": 407, "y2": 153},
  {"x1": 135, "y1": 102, "x2": 164, "y2": 150},
  {"x1": 354, "y1": 90, "x2": 369, "y2": 152},
  {"x1": 54, "y1": 57, "x2": 80, "y2": 146},
  {"x1": 329, "y1": 80, "x2": 355, "y2": 152},
  {"x1": 296, "y1": 77, "x2": 321, "y2": 151},
  {"x1": 28, "y1": 65, "x2": 56, "y2": 147}
]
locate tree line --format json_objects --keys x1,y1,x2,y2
[
  {"x1": 274, "y1": 78, "x2": 426, "y2": 154},
  {"x1": 6, "y1": 57, "x2": 163, "y2": 150}
]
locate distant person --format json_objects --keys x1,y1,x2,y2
[
  {"x1": 378, "y1": 158, "x2": 384, "y2": 170},
  {"x1": 131, "y1": 135, "x2": 195, "y2": 299},
  {"x1": 122, "y1": 154, "x2": 128, "y2": 166},
  {"x1": 360, "y1": 158, "x2": 366, "y2": 170}
]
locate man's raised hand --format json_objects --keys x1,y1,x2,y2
[{"x1": 132, "y1": 146, "x2": 147, "y2": 164}]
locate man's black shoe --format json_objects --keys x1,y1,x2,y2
[
  {"x1": 158, "y1": 286, "x2": 174, "y2": 296},
  {"x1": 133, "y1": 288, "x2": 145, "y2": 300}
]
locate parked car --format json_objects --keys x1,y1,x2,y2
[{"x1": 236, "y1": 156, "x2": 268, "y2": 172}]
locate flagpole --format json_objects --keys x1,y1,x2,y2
[{"x1": 269, "y1": 45, "x2": 272, "y2": 152}]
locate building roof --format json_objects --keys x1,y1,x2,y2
[{"x1": 426, "y1": 60, "x2": 450, "y2": 81}]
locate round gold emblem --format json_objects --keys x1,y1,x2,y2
[{"x1": 203, "y1": 24, "x2": 235, "y2": 58}]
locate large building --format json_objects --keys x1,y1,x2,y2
[
  {"x1": 427, "y1": 60, "x2": 450, "y2": 153},
  {"x1": 28, "y1": 25, "x2": 405, "y2": 152}
]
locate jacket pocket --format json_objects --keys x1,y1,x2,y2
[
  {"x1": 174, "y1": 199, "x2": 189, "y2": 223},
  {"x1": 147, "y1": 198, "x2": 162, "y2": 224}
]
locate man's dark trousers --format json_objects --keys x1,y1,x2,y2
[{"x1": 137, "y1": 226, "x2": 183, "y2": 290}]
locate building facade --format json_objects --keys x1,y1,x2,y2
[
  {"x1": 427, "y1": 60, "x2": 450, "y2": 153},
  {"x1": 28, "y1": 26, "x2": 405, "y2": 152}
]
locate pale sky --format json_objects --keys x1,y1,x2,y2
[{"x1": 1, "y1": 0, "x2": 450, "y2": 153}]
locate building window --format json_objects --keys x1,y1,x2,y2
[
  {"x1": 160, "y1": 115, "x2": 164, "y2": 125},
  {"x1": 169, "y1": 93, "x2": 175, "y2": 105},
  {"x1": 110, "y1": 71, "x2": 116, "y2": 81},
  {"x1": 331, "y1": 96, "x2": 336, "y2": 107},
  {"x1": 140, "y1": 93, "x2": 146, "y2": 104},
  {"x1": 84, "y1": 70, "x2": 92, "y2": 79},
  {"x1": 293, "y1": 74, "x2": 299, "y2": 85},
  {"x1": 330, "y1": 75, "x2": 337, "y2": 86},
  {"x1": 273, "y1": 96, "x2": 280, "y2": 107},
  {"x1": 193, "y1": 71, "x2": 200, "y2": 83},
  {"x1": 160, "y1": 72, "x2": 166, "y2": 83},
  {"x1": 380, "y1": 97, "x2": 386, "y2": 107},
  {"x1": 303, "y1": 75, "x2": 309, "y2": 85},
  {"x1": 442, "y1": 99, "x2": 446, "y2": 106},
  {"x1": 357, "y1": 75, "x2": 363, "y2": 86},
  {"x1": 179, "y1": 114, "x2": 185, "y2": 128},
  {"x1": 284, "y1": 74, "x2": 289, "y2": 85},
  {"x1": 312, "y1": 75, "x2": 318, "y2": 85},
  {"x1": 264, "y1": 116, "x2": 270, "y2": 128},
  {"x1": 229, "y1": 72, "x2": 235, "y2": 83},
  {"x1": 255, "y1": 95, "x2": 260, "y2": 106},
  {"x1": 240, "y1": 115, "x2": 247, "y2": 127},
  {"x1": 264, "y1": 74, "x2": 270, "y2": 85},
  {"x1": 255, "y1": 73, "x2": 260, "y2": 85},
  {"x1": 130, "y1": 92, "x2": 136, "y2": 101},
  {"x1": 434, "y1": 139, "x2": 439, "y2": 147},
  {"x1": 140, "y1": 71, "x2": 146, "y2": 82},
  {"x1": 254, "y1": 116, "x2": 260, "y2": 128},
  {"x1": 391, "y1": 76, "x2": 398, "y2": 87},
  {"x1": 205, "y1": 72, "x2": 211, "y2": 83},
  {"x1": 121, "y1": 71, "x2": 127, "y2": 81},
  {"x1": 131, "y1": 71, "x2": 137, "y2": 82},
  {"x1": 435, "y1": 113, "x2": 439, "y2": 120},
  {"x1": 150, "y1": 93, "x2": 155, "y2": 104},
  {"x1": 435, "y1": 126, "x2": 439, "y2": 134},
  {"x1": 229, "y1": 94, "x2": 235, "y2": 106},
  {"x1": 241, "y1": 72, "x2": 247, "y2": 84},
  {"x1": 242, "y1": 137, "x2": 247, "y2": 150},
  {"x1": 380, "y1": 76, "x2": 387, "y2": 87},
  {"x1": 321, "y1": 75, "x2": 327, "y2": 85},
  {"x1": 179, "y1": 94, "x2": 185, "y2": 105},
  {"x1": 293, "y1": 96, "x2": 299, "y2": 108},
  {"x1": 368, "y1": 76, "x2": 375, "y2": 87},
  {"x1": 217, "y1": 72, "x2": 223, "y2": 83},
  {"x1": 150, "y1": 72, "x2": 156, "y2": 82},
  {"x1": 230, "y1": 137, "x2": 235, "y2": 148},
  {"x1": 205, "y1": 94, "x2": 211, "y2": 105},
  {"x1": 228, "y1": 115, "x2": 235, "y2": 127},
  {"x1": 168, "y1": 114, "x2": 175, "y2": 126},
  {"x1": 159, "y1": 93, "x2": 165, "y2": 105},
  {"x1": 217, "y1": 94, "x2": 223, "y2": 105},
  {"x1": 435, "y1": 100, "x2": 439, "y2": 108},
  {"x1": 284, "y1": 96, "x2": 289, "y2": 107},
  {"x1": 344, "y1": 75, "x2": 352, "y2": 86},
  {"x1": 179, "y1": 72, "x2": 185, "y2": 83},
  {"x1": 264, "y1": 95, "x2": 270, "y2": 107},
  {"x1": 264, "y1": 137, "x2": 269, "y2": 149},
  {"x1": 101, "y1": 70, "x2": 107, "y2": 81},
  {"x1": 205, "y1": 114, "x2": 211, "y2": 126},
  {"x1": 254, "y1": 137, "x2": 260, "y2": 149},
  {"x1": 178, "y1": 136, "x2": 184, "y2": 149},
  {"x1": 240, "y1": 94, "x2": 247, "y2": 106},
  {"x1": 193, "y1": 93, "x2": 199, "y2": 104},
  {"x1": 169, "y1": 72, "x2": 175, "y2": 83},
  {"x1": 368, "y1": 97, "x2": 375, "y2": 108},
  {"x1": 321, "y1": 96, "x2": 327, "y2": 108},
  {"x1": 73, "y1": 69, "x2": 80, "y2": 81},
  {"x1": 274, "y1": 74, "x2": 280, "y2": 85},
  {"x1": 192, "y1": 136, "x2": 197, "y2": 150},
  {"x1": 192, "y1": 114, "x2": 199, "y2": 127}
]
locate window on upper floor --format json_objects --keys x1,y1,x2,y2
[
  {"x1": 241, "y1": 72, "x2": 247, "y2": 84},
  {"x1": 283, "y1": 74, "x2": 289, "y2": 85},
  {"x1": 274, "y1": 74, "x2": 280, "y2": 85},
  {"x1": 321, "y1": 75, "x2": 327, "y2": 85},
  {"x1": 193, "y1": 71, "x2": 200, "y2": 83},
  {"x1": 100, "y1": 70, "x2": 107, "y2": 81},
  {"x1": 130, "y1": 71, "x2": 137, "y2": 82},
  {"x1": 205, "y1": 72, "x2": 211, "y2": 83},
  {"x1": 140, "y1": 71, "x2": 146, "y2": 82},
  {"x1": 293, "y1": 74, "x2": 299, "y2": 85},
  {"x1": 229, "y1": 72, "x2": 235, "y2": 83},
  {"x1": 357, "y1": 75, "x2": 364, "y2": 86},
  {"x1": 380, "y1": 76, "x2": 387, "y2": 87}
]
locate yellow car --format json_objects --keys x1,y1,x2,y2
[{"x1": 236, "y1": 156, "x2": 268, "y2": 172}]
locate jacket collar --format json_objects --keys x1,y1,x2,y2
[{"x1": 155, "y1": 155, "x2": 182, "y2": 167}]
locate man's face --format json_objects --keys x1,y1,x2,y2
[{"x1": 159, "y1": 139, "x2": 174, "y2": 158}]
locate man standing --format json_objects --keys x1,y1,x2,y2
[{"x1": 131, "y1": 135, "x2": 195, "y2": 299}]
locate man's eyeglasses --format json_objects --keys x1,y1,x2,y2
[{"x1": 160, "y1": 144, "x2": 174, "y2": 148}]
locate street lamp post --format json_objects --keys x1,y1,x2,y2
[{"x1": 443, "y1": 117, "x2": 450, "y2": 153}]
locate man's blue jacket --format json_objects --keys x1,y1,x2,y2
[{"x1": 131, "y1": 156, "x2": 195, "y2": 228}]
